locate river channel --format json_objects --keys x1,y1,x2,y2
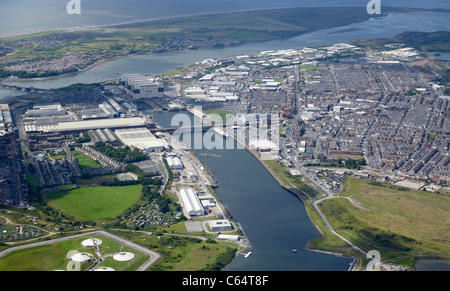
[{"x1": 154, "y1": 110, "x2": 354, "y2": 271}]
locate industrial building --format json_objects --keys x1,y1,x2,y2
[
  {"x1": 166, "y1": 156, "x2": 183, "y2": 169},
  {"x1": 24, "y1": 104, "x2": 66, "y2": 118},
  {"x1": 208, "y1": 219, "x2": 233, "y2": 231},
  {"x1": 179, "y1": 188, "x2": 204, "y2": 217},
  {"x1": 0, "y1": 104, "x2": 12, "y2": 133},
  {"x1": 248, "y1": 139, "x2": 279, "y2": 153},
  {"x1": 99, "y1": 101, "x2": 119, "y2": 118},
  {"x1": 167, "y1": 156, "x2": 183, "y2": 169},
  {"x1": 80, "y1": 108, "x2": 108, "y2": 120},
  {"x1": 217, "y1": 234, "x2": 239, "y2": 242},
  {"x1": 107, "y1": 98, "x2": 123, "y2": 115},
  {"x1": 121, "y1": 74, "x2": 164, "y2": 99},
  {"x1": 114, "y1": 127, "x2": 165, "y2": 152},
  {"x1": 24, "y1": 117, "x2": 147, "y2": 133},
  {"x1": 88, "y1": 128, "x2": 118, "y2": 144}
]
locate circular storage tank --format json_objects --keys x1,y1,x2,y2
[
  {"x1": 113, "y1": 252, "x2": 135, "y2": 262},
  {"x1": 71, "y1": 252, "x2": 94, "y2": 262},
  {"x1": 81, "y1": 238, "x2": 103, "y2": 247}
]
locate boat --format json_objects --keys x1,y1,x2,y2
[
  {"x1": 292, "y1": 248, "x2": 297, "y2": 253},
  {"x1": 244, "y1": 252, "x2": 252, "y2": 258}
]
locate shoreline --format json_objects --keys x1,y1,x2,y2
[
  {"x1": 1, "y1": 6, "x2": 436, "y2": 87},
  {"x1": 185, "y1": 107, "x2": 357, "y2": 268},
  {"x1": 0, "y1": 5, "x2": 434, "y2": 40}
]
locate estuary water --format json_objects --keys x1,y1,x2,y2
[
  {"x1": 0, "y1": 0, "x2": 448, "y2": 38},
  {"x1": 2, "y1": 9, "x2": 450, "y2": 90},
  {"x1": 154, "y1": 110, "x2": 354, "y2": 271}
]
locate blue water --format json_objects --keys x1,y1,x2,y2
[
  {"x1": 2, "y1": 9, "x2": 449, "y2": 91},
  {"x1": 0, "y1": 0, "x2": 448, "y2": 37},
  {"x1": 154, "y1": 110, "x2": 354, "y2": 271}
]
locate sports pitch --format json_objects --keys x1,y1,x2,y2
[{"x1": 47, "y1": 185, "x2": 142, "y2": 221}]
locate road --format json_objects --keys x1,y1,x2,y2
[
  {"x1": 292, "y1": 160, "x2": 367, "y2": 257},
  {"x1": 168, "y1": 134, "x2": 227, "y2": 219}
]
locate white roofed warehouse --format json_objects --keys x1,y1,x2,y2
[
  {"x1": 115, "y1": 127, "x2": 165, "y2": 152},
  {"x1": 121, "y1": 74, "x2": 164, "y2": 99},
  {"x1": 166, "y1": 156, "x2": 183, "y2": 169},
  {"x1": 24, "y1": 117, "x2": 147, "y2": 133},
  {"x1": 179, "y1": 188, "x2": 204, "y2": 217},
  {"x1": 208, "y1": 219, "x2": 233, "y2": 231}
]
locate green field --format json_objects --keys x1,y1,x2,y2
[
  {"x1": 0, "y1": 235, "x2": 149, "y2": 271},
  {"x1": 72, "y1": 150, "x2": 102, "y2": 170},
  {"x1": 299, "y1": 65, "x2": 317, "y2": 71},
  {"x1": 308, "y1": 177, "x2": 450, "y2": 268},
  {"x1": 109, "y1": 228, "x2": 238, "y2": 271},
  {"x1": 204, "y1": 109, "x2": 233, "y2": 123},
  {"x1": 47, "y1": 185, "x2": 142, "y2": 221},
  {"x1": 264, "y1": 159, "x2": 317, "y2": 199},
  {"x1": 350, "y1": 31, "x2": 450, "y2": 53}
]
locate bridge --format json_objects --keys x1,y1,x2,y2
[{"x1": 149, "y1": 124, "x2": 214, "y2": 133}]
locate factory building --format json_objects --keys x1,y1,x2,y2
[
  {"x1": 179, "y1": 188, "x2": 204, "y2": 217},
  {"x1": 24, "y1": 117, "x2": 147, "y2": 133},
  {"x1": 184, "y1": 86, "x2": 207, "y2": 99},
  {"x1": 88, "y1": 128, "x2": 118, "y2": 144},
  {"x1": 80, "y1": 108, "x2": 108, "y2": 120},
  {"x1": 24, "y1": 104, "x2": 66, "y2": 118},
  {"x1": 121, "y1": 74, "x2": 164, "y2": 99},
  {"x1": 121, "y1": 102, "x2": 138, "y2": 114},
  {"x1": 208, "y1": 219, "x2": 233, "y2": 231},
  {"x1": 166, "y1": 156, "x2": 183, "y2": 169},
  {"x1": 108, "y1": 98, "x2": 123, "y2": 115},
  {"x1": 248, "y1": 139, "x2": 279, "y2": 153},
  {"x1": 217, "y1": 234, "x2": 239, "y2": 242},
  {"x1": 99, "y1": 101, "x2": 119, "y2": 118},
  {"x1": 0, "y1": 104, "x2": 13, "y2": 134},
  {"x1": 114, "y1": 127, "x2": 165, "y2": 152}
]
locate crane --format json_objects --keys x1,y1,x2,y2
[{"x1": 200, "y1": 151, "x2": 222, "y2": 173}]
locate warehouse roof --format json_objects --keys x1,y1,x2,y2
[
  {"x1": 25, "y1": 117, "x2": 146, "y2": 132},
  {"x1": 180, "y1": 188, "x2": 204, "y2": 216}
]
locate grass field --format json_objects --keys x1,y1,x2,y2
[
  {"x1": 47, "y1": 185, "x2": 142, "y2": 221},
  {"x1": 299, "y1": 65, "x2": 317, "y2": 71},
  {"x1": 109, "y1": 228, "x2": 238, "y2": 271},
  {"x1": 72, "y1": 150, "x2": 102, "y2": 170},
  {"x1": 309, "y1": 177, "x2": 450, "y2": 267},
  {"x1": 204, "y1": 109, "x2": 233, "y2": 123},
  {"x1": 264, "y1": 159, "x2": 317, "y2": 199},
  {"x1": 0, "y1": 235, "x2": 149, "y2": 271}
]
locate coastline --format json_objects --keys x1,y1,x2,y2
[{"x1": 0, "y1": 6, "x2": 432, "y2": 86}]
